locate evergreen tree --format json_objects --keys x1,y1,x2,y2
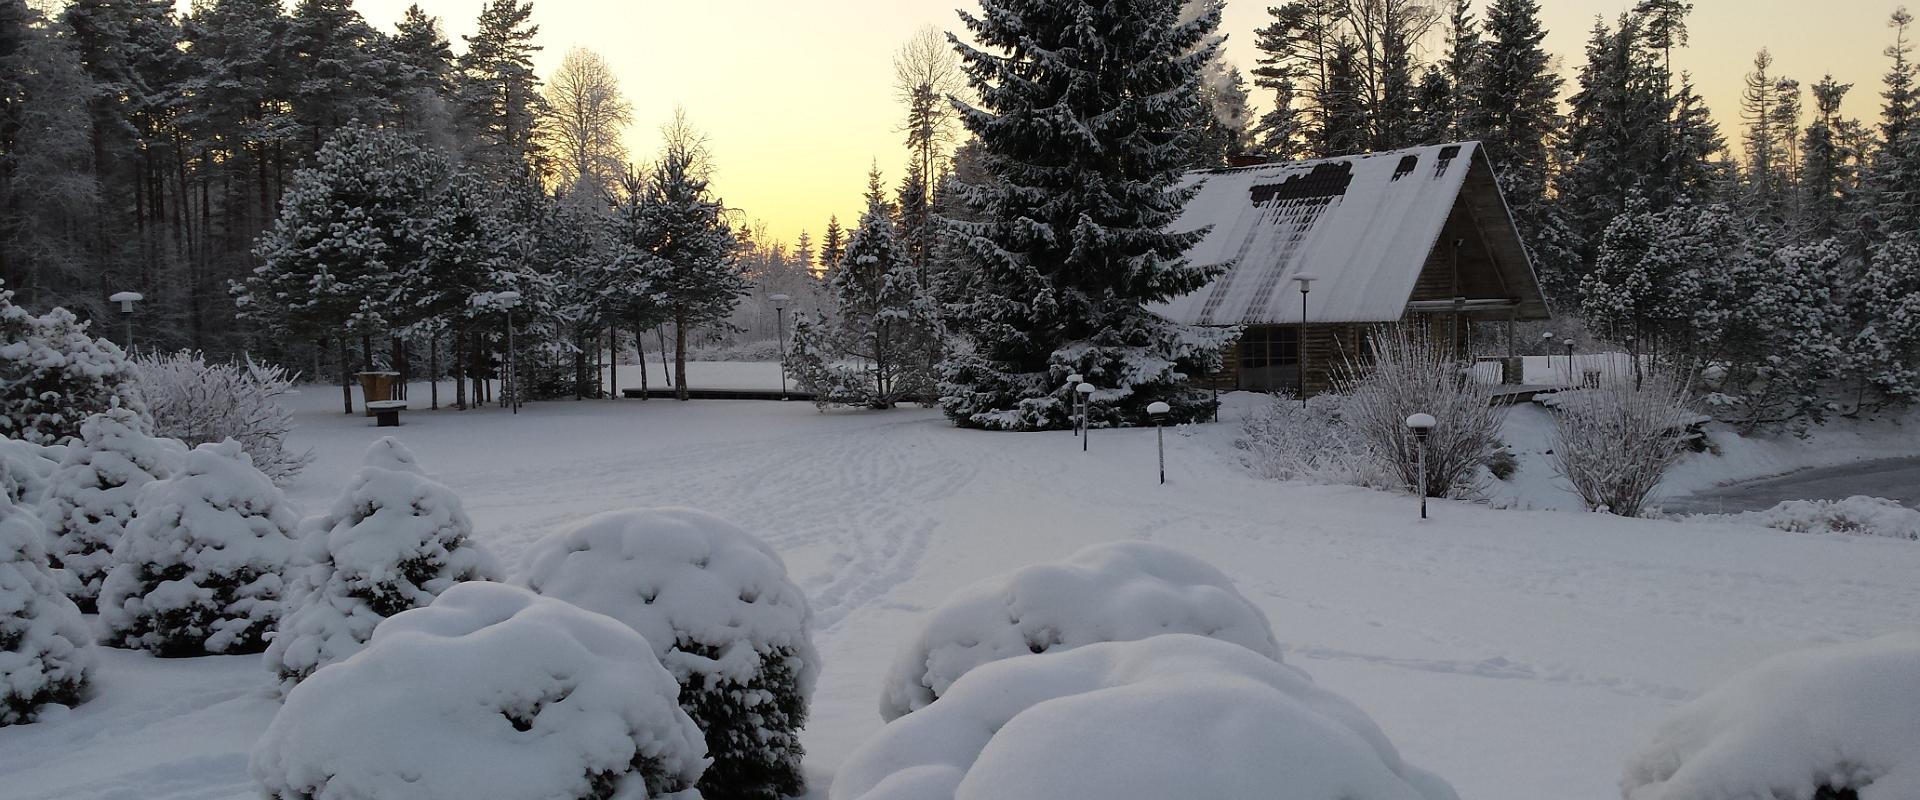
[
  {"x1": 1740, "y1": 49, "x2": 1794, "y2": 215},
  {"x1": 1865, "y1": 8, "x2": 1920, "y2": 239},
  {"x1": 1443, "y1": 0, "x2": 1483, "y2": 139},
  {"x1": 1251, "y1": 0, "x2": 1345, "y2": 157},
  {"x1": 0, "y1": 1, "x2": 98, "y2": 310},
  {"x1": 1670, "y1": 74, "x2": 1731, "y2": 200},
  {"x1": 1472, "y1": 0, "x2": 1561, "y2": 205},
  {"x1": 457, "y1": 0, "x2": 544, "y2": 182},
  {"x1": 787, "y1": 199, "x2": 941, "y2": 409},
  {"x1": 818, "y1": 215, "x2": 846, "y2": 279},
  {"x1": 1409, "y1": 65, "x2": 1454, "y2": 145},
  {"x1": 635, "y1": 116, "x2": 745, "y2": 400},
  {"x1": 390, "y1": 4, "x2": 457, "y2": 143},
  {"x1": 284, "y1": 0, "x2": 402, "y2": 153},
  {"x1": 1801, "y1": 76, "x2": 1857, "y2": 235},
  {"x1": 940, "y1": 0, "x2": 1229, "y2": 430},
  {"x1": 1321, "y1": 38, "x2": 1369, "y2": 156},
  {"x1": 1849, "y1": 233, "x2": 1920, "y2": 403}
]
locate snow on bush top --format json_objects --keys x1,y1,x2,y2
[
  {"x1": 0, "y1": 436, "x2": 65, "y2": 507},
  {"x1": 266, "y1": 437, "x2": 501, "y2": 689},
  {"x1": 0, "y1": 288, "x2": 145, "y2": 446},
  {"x1": 879, "y1": 540, "x2": 1279, "y2": 720},
  {"x1": 1705, "y1": 495, "x2": 1920, "y2": 541},
  {"x1": 250, "y1": 581, "x2": 709, "y2": 800},
  {"x1": 1622, "y1": 631, "x2": 1920, "y2": 800},
  {"x1": 833, "y1": 634, "x2": 1458, "y2": 800},
  {"x1": 0, "y1": 498, "x2": 94, "y2": 726},
  {"x1": 41, "y1": 409, "x2": 185, "y2": 604},
  {"x1": 522, "y1": 507, "x2": 816, "y2": 688}
]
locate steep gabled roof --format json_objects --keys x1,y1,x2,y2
[{"x1": 1150, "y1": 141, "x2": 1547, "y2": 325}]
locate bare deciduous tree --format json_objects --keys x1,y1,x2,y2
[{"x1": 541, "y1": 47, "x2": 632, "y2": 199}]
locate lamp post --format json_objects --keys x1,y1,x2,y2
[
  {"x1": 1563, "y1": 338, "x2": 1576, "y2": 387},
  {"x1": 1076, "y1": 382, "x2": 1094, "y2": 452},
  {"x1": 1066, "y1": 373, "x2": 1084, "y2": 437},
  {"x1": 770, "y1": 293, "x2": 791, "y2": 400},
  {"x1": 497, "y1": 291, "x2": 523, "y2": 415},
  {"x1": 1540, "y1": 331, "x2": 1555, "y2": 384},
  {"x1": 1147, "y1": 401, "x2": 1170, "y2": 484},
  {"x1": 109, "y1": 291, "x2": 143, "y2": 353},
  {"x1": 1405, "y1": 413, "x2": 1436, "y2": 520},
  {"x1": 1293, "y1": 274, "x2": 1317, "y2": 408}
]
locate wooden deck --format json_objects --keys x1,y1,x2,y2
[
  {"x1": 1489, "y1": 384, "x2": 1560, "y2": 405},
  {"x1": 620, "y1": 387, "x2": 815, "y2": 401}
]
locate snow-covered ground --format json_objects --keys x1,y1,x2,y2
[{"x1": 4, "y1": 365, "x2": 1919, "y2": 800}]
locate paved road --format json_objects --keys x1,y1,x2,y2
[{"x1": 1665, "y1": 456, "x2": 1920, "y2": 515}]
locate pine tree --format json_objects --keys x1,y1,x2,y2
[
  {"x1": 0, "y1": 1, "x2": 98, "y2": 310},
  {"x1": 1321, "y1": 38, "x2": 1369, "y2": 156},
  {"x1": 1409, "y1": 66, "x2": 1454, "y2": 145},
  {"x1": 390, "y1": 5, "x2": 457, "y2": 141},
  {"x1": 1670, "y1": 74, "x2": 1731, "y2": 201},
  {"x1": 1443, "y1": 0, "x2": 1483, "y2": 139},
  {"x1": 818, "y1": 215, "x2": 846, "y2": 279},
  {"x1": 457, "y1": 0, "x2": 544, "y2": 182},
  {"x1": 284, "y1": 0, "x2": 402, "y2": 153},
  {"x1": 1472, "y1": 0, "x2": 1561, "y2": 207},
  {"x1": 1740, "y1": 49, "x2": 1794, "y2": 215},
  {"x1": 1865, "y1": 8, "x2": 1920, "y2": 239},
  {"x1": 940, "y1": 0, "x2": 1229, "y2": 430},
  {"x1": 1251, "y1": 0, "x2": 1345, "y2": 157},
  {"x1": 787, "y1": 199, "x2": 941, "y2": 409},
  {"x1": 635, "y1": 116, "x2": 745, "y2": 400},
  {"x1": 1801, "y1": 76, "x2": 1857, "y2": 235}
]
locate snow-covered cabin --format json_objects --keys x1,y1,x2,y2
[{"x1": 1152, "y1": 141, "x2": 1550, "y2": 395}]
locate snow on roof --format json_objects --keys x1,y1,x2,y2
[{"x1": 1152, "y1": 142, "x2": 1482, "y2": 326}]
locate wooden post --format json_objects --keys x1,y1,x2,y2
[
  {"x1": 338, "y1": 336, "x2": 353, "y2": 415},
  {"x1": 429, "y1": 332, "x2": 439, "y2": 410},
  {"x1": 635, "y1": 315, "x2": 650, "y2": 400},
  {"x1": 608, "y1": 327, "x2": 618, "y2": 398}
]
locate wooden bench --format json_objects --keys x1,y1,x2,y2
[{"x1": 367, "y1": 400, "x2": 408, "y2": 427}]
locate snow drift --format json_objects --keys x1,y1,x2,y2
[
  {"x1": 879, "y1": 539, "x2": 1279, "y2": 720},
  {"x1": 251, "y1": 581, "x2": 708, "y2": 800},
  {"x1": 523, "y1": 507, "x2": 816, "y2": 800},
  {"x1": 835, "y1": 634, "x2": 1457, "y2": 800},
  {"x1": 265, "y1": 437, "x2": 500, "y2": 691},
  {"x1": 1622, "y1": 631, "x2": 1920, "y2": 800}
]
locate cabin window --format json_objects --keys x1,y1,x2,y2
[{"x1": 1237, "y1": 326, "x2": 1301, "y2": 392}]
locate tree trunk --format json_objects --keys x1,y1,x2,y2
[
  {"x1": 674, "y1": 311, "x2": 689, "y2": 401},
  {"x1": 657, "y1": 326, "x2": 673, "y2": 387},
  {"x1": 430, "y1": 332, "x2": 440, "y2": 410},
  {"x1": 608, "y1": 327, "x2": 618, "y2": 398},
  {"x1": 338, "y1": 336, "x2": 354, "y2": 415},
  {"x1": 635, "y1": 315, "x2": 650, "y2": 400},
  {"x1": 392, "y1": 336, "x2": 408, "y2": 401}
]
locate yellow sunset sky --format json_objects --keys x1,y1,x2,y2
[{"x1": 253, "y1": 0, "x2": 1903, "y2": 246}]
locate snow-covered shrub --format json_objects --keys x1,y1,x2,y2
[
  {"x1": 99, "y1": 440, "x2": 299, "y2": 656},
  {"x1": 40, "y1": 409, "x2": 186, "y2": 612},
  {"x1": 251, "y1": 581, "x2": 709, "y2": 800},
  {"x1": 134, "y1": 351, "x2": 310, "y2": 485},
  {"x1": 879, "y1": 540, "x2": 1279, "y2": 721},
  {"x1": 0, "y1": 498, "x2": 94, "y2": 727},
  {"x1": 523, "y1": 508, "x2": 816, "y2": 800},
  {"x1": 1340, "y1": 323, "x2": 1503, "y2": 498},
  {"x1": 1548, "y1": 368, "x2": 1697, "y2": 517},
  {"x1": 835, "y1": 634, "x2": 1458, "y2": 800},
  {"x1": 1236, "y1": 391, "x2": 1392, "y2": 487},
  {"x1": 265, "y1": 438, "x2": 501, "y2": 691},
  {"x1": 1622, "y1": 632, "x2": 1920, "y2": 800},
  {"x1": 0, "y1": 436, "x2": 65, "y2": 506},
  {"x1": 0, "y1": 286, "x2": 145, "y2": 445},
  {"x1": 1708, "y1": 496, "x2": 1920, "y2": 541}
]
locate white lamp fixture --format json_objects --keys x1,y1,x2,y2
[{"x1": 1405, "y1": 413, "x2": 1436, "y2": 519}]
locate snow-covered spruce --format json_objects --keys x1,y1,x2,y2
[
  {"x1": 0, "y1": 284, "x2": 145, "y2": 445},
  {"x1": 99, "y1": 440, "x2": 299, "y2": 656},
  {"x1": 0, "y1": 435, "x2": 65, "y2": 507},
  {"x1": 265, "y1": 438, "x2": 501, "y2": 691},
  {"x1": 251, "y1": 582, "x2": 708, "y2": 800},
  {"x1": 834, "y1": 634, "x2": 1457, "y2": 800},
  {"x1": 40, "y1": 409, "x2": 186, "y2": 612},
  {"x1": 1622, "y1": 632, "x2": 1920, "y2": 800},
  {"x1": 879, "y1": 540, "x2": 1279, "y2": 721},
  {"x1": 0, "y1": 496, "x2": 93, "y2": 727},
  {"x1": 523, "y1": 508, "x2": 816, "y2": 800}
]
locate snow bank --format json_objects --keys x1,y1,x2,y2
[
  {"x1": 0, "y1": 498, "x2": 93, "y2": 726},
  {"x1": 251, "y1": 581, "x2": 708, "y2": 800},
  {"x1": 1622, "y1": 632, "x2": 1920, "y2": 800},
  {"x1": 99, "y1": 440, "x2": 299, "y2": 656},
  {"x1": 1701, "y1": 495, "x2": 1920, "y2": 541},
  {"x1": 523, "y1": 507, "x2": 816, "y2": 800},
  {"x1": 40, "y1": 409, "x2": 186, "y2": 611},
  {"x1": 834, "y1": 634, "x2": 1457, "y2": 800},
  {"x1": 879, "y1": 540, "x2": 1279, "y2": 721},
  {"x1": 265, "y1": 438, "x2": 501, "y2": 691}
]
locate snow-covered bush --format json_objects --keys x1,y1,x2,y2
[
  {"x1": 0, "y1": 436, "x2": 64, "y2": 506},
  {"x1": 251, "y1": 581, "x2": 709, "y2": 800},
  {"x1": 99, "y1": 440, "x2": 299, "y2": 656},
  {"x1": 0, "y1": 498, "x2": 94, "y2": 727},
  {"x1": 134, "y1": 351, "x2": 310, "y2": 485},
  {"x1": 40, "y1": 409, "x2": 186, "y2": 611},
  {"x1": 265, "y1": 438, "x2": 501, "y2": 691},
  {"x1": 1236, "y1": 391, "x2": 1392, "y2": 487},
  {"x1": 523, "y1": 508, "x2": 816, "y2": 800},
  {"x1": 1548, "y1": 368, "x2": 1697, "y2": 517},
  {"x1": 1622, "y1": 632, "x2": 1920, "y2": 800},
  {"x1": 835, "y1": 634, "x2": 1458, "y2": 800},
  {"x1": 879, "y1": 540, "x2": 1279, "y2": 721},
  {"x1": 1706, "y1": 496, "x2": 1920, "y2": 541},
  {"x1": 1340, "y1": 324, "x2": 1503, "y2": 498},
  {"x1": 0, "y1": 286, "x2": 145, "y2": 445}
]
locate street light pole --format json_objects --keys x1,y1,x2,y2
[
  {"x1": 1293, "y1": 274, "x2": 1317, "y2": 408},
  {"x1": 1406, "y1": 413, "x2": 1436, "y2": 520},
  {"x1": 1076, "y1": 382, "x2": 1094, "y2": 452},
  {"x1": 1148, "y1": 401, "x2": 1170, "y2": 484},
  {"x1": 109, "y1": 292, "x2": 142, "y2": 354},
  {"x1": 770, "y1": 294, "x2": 791, "y2": 400},
  {"x1": 1563, "y1": 338, "x2": 1576, "y2": 387},
  {"x1": 1066, "y1": 373, "x2": 1083, "y2": 437}
]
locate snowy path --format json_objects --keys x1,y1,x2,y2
[
  {"x1": 1665, "y1": 456, "x2": 1920, "y2": 514},
  {"x1": 4, "y1": 385, "x2": 1918, "y2": 800}
]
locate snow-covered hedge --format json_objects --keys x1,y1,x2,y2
[
  {"x1": 40, "y1": 409, "x2": 186, "y2": 611},
  {"x1": 523, "y1": 508, "x2": 816, "y2": 800},
  {"x1": 0, "y1": 286, "x2": 145, "y2": 445},
  {"x1": 134, "y1": 351, "x2": 311, "y2": 485},
  {"x1": 1622, "y1": 632, "x2": 1920, "y2": 800},
  {"x1": 266, "y1": 438, "x2": 501, "y2": 691},
  {"x1": 251, "y1": 581, "x2": 708, "y2": 800},
  {"x1": 835, "y1": 634, "x2": 1458, "y2": 800},
  {"x1": 1237, "y1": 391, "x2": 1392, "y2": 488},
  {"x1": 1705, "y1": 495, "x2": 1920, "y2": 541},
  {"x1": 879, "y1": 540, "x2": 1279, "y2": 721},
  {"x1": 99, "y1": 440, "x2": 299, "y2": 656},
  {"x1": 1, "y1": 498, "x2": 94, "y2": 727}
]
